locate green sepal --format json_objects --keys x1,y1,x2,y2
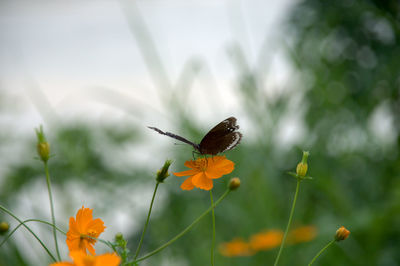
[{"x1": 287, "y1": 171, "x2": 312, "y2": 180}]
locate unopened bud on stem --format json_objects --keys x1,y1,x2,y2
[
  {"x1": 0, "y1": 221, "x2": 9, "y2": 235},
  {"x1": 296, "y1": 151, "x2": 309, "y2": 178},
  {"x1": 335, "y1": 226, "x2": 350, "y2": 241},
  {"x1": 35, "y1": 125, "x2": 50, "y2": 163},
  {"x1": 156, "y1": 160, "x2": 173, "y2": 183},
  {"x1": 228, "y1": 177, "x2": 241, "y2": 190}
]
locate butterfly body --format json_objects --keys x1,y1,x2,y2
[{"x1": 148, "y1": 117, "x2": 242, "y2": 155}]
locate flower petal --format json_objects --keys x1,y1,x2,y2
[
  {"x1": 173, "y1": 169, "x2": 199, "y2": 177},
  {"x1": 205, "y1": 156, "x2": 234, "y2": 179},
  {"x1": 66, "y1": 238, "x2": 80, "y2": 253},
  {"x1": 96, "y1": 253, "x2": 121, "y2": 266},
  {"x1": 76, "y1": 206, "x2": 93, "y2": 232},
  {"x1": 67, "y1": 217, "x2": 80, "y2": 238},
  {"x1": 69, "y1": 250, "x2": 87, "y2": 263},
  {"x1": 192, "y1": 172, "x2": 213, "y2": 190},
  {"x1": 49, "y1": 263, "x2": 75, "y2": 266},
  {"x1": 184, "y1": 160, "x2": 198, "y2": 169},
  {"x1": 181, "y1": 176, "x2": 195, "y2": 190},
  {"x1": 87, "y1": 219, "x2": 106, "y2": 237},
  {"x1": 86, "y1": 240, "x2": 96, "y2": 255}
]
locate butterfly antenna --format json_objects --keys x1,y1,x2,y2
[
  {"x1": 148, "y1": 126, "x2": 199, "y2": 150},
  {"x1": 174, "y1": 143, "x2": 185, "y2": 146}
]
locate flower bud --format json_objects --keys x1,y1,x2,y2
[
  {"x1": 156, "y1": 160, "x2": 173, "y2": 183},
  {"x1": 296, "y1": 151, "x2": 309, "y2": 178},
  {"x1": 35, "y1": 125, "x2": 50, "y2": 162},
  {"x1": 334, "y1": 226, "x2": 350, "y2": 241},
  {"x1": 115, "y1": 232, "x2": 123, "y2": 241},
  {"x1": 0, "y1": 221, "x2": 9, "y2": 235},
  {"x1": 37, "y1": 142, "x2": 50, "y2": 162},
  {"x1": 114, "y1": 232, "x2": 126, "y2": 246},
  {"x1": 228, "y1": 177, "x2": 241, "y2": 190}
]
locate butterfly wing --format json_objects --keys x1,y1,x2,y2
[
  {"x1": 199, "y1": 117, "x2": 242, "y2": 155},
  {"x1": 199, "y1": 132, "x2": 242, "y2": 155}
]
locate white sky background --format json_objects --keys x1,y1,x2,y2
[{"x1": 0, "y1": 0, "x2": 296, "y2": 129}]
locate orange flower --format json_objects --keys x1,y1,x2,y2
[
  {"x1": 174, "y1": 156, "x2": 234, "y2": 190},
  {"x1": 66, "y1": 206, "x2": 106, "y2": 255},
  {"x1": 50, "y1": 250, "x2": 120, "y2": 266},
  {"x1": 287, "y1": 226, "x2": 317, "y2": 244},
  {"x1": 249, "y1": 230, "x2": 283, "y2": 251},
  {"x1": 219, "y1": 238, "x2": 254, "y2": 257}
]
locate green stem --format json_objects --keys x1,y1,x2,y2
[
  {"x1": 0, "y1": 204, "x2": 57, "y2": 262},
  {"x1": 134, "y1": 182, "x2": 160, "y2": 260},
  {"x1": 308, "y1": 240, "x2": 335, "y2": 266},
  {"x1": 274, "y1": 179, "x2": 301, "y2": 266},
  {"x1": 0, "y1": 219, "x2": 66, "y2": 248},
  {"x1": 133, "y1": 189, "x2": 231, "y2": 263},
  {"x1": 210, "y1": 190, "x2": 216, "y2": 266},
  {"x1": 44, "y1": 162, "x2": 61, "y2": 261}
]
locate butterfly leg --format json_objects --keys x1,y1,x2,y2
[
  {"x1": 203, "y1": 154, "x2": 211, "y2": 167},
  {"x1": 192, "y1": 151, "x2": 201, "y2": 160}
]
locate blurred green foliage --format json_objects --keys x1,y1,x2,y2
[
  {"x1": 1, "y1": 0, "x2": 400, "y2": 265},
  {"x1": 286, "y1": 1, "x2": 400, "y2": 265}
]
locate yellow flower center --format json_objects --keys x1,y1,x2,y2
[
  {"x1": 80, "y1": 229, "x2": 98, "y2": 244},
  {"x1": 87, "y1": 229, "x2": 97, "y2": 237},
  {"x1": 194, "y1": 158, "x2": 208, "y2": 171}
]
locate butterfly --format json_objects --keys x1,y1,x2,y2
[{"x1": 148, "y1": 117, "x2": 242, "y2": 155}]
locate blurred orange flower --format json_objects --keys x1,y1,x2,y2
[
  {"x1": 221, "y1": 225, "x2": 317, "y2": 257},
  {"x1": 66, "y1": 206, "x2": 106, "y2": 255},
  {"x1": 249, "y1": 230, "x2": 283, "y2": 251},
  {"x1": 50, "y1": 250, "x2": 120, "y2": 266},
  {"x1": 288, "y1": 225, "x2": 317, "y2": 244},
  {"x1": 219, "y1": 238, "x2": 254, "y2": 257},
  {"x1": 174, "y1": 156, "x2": 234, "y2": 191}
]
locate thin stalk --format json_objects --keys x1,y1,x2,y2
[
  {"x1": 308, "y1": 240, "x2": 335, "y2": 266},
  {"x1": 0, "y1": 219, "x2": 66, "y2": 248},
  {"x1": 210, "y1": 190, "x2": 216, "y2": 266},
  {"x1": 134, "y1": 182, "x2": 160, "y2": 260},
  {"x1": 274, "y1": 179, "x2": 301, "y2": 266},
  {"x1": 133, "y1": 189, "x2": 231, "y2": 263},
  {"x1": 44, "y1": 162, "x2": 61, "y2": 261},
  {"x1": 0, "y1": 204, "x2": 57, "y2": 262}
]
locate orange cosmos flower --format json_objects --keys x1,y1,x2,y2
[
  {"x1": 287, "y1": 225, "x2": 317, "y2": 244},
  {"x1": 50, "y1": 250, "x2": 120, "y2": 266},
  {"x1": 66, "y1": 206, "x2": 106, "y2": 255},
  {"x1": 173, "y1": 155, "x2": 234, "y2": 191},
  {"x1": 219, "y1": 238, "x2": 254, "y2": 257},
  {"x1": 249, "y1": 230, "x2": 283, "y2": 251}
]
